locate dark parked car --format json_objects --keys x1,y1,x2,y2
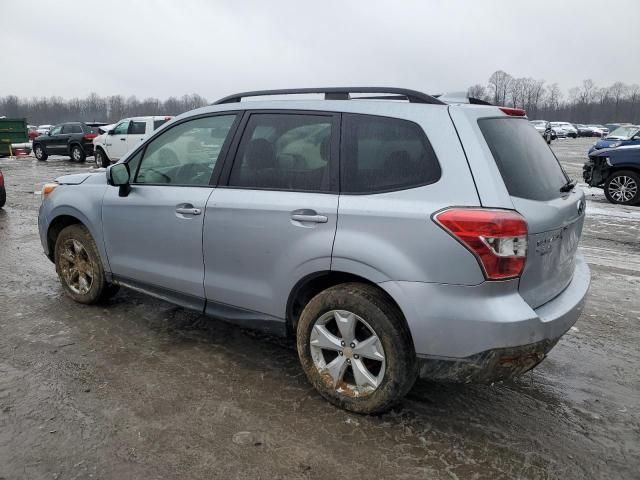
[
  {"x1": 32, "y1": 122, "x2": 99, "y2": 162},
  {"x1": 584, "y1": 144, "x2": 640, "y2": 205},
  {"x1": 0, "y1": 167, "x2": 5, "y2": 208},
  {"x1": 588, "y1": 125, "x2": 640, "y2": 154}
]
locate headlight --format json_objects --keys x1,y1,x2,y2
[
  {"x1": 609, "y1": 142, "x2": 621, "y2": 148},
  {"x1": 42, "y1": 183, "x2": 58, "y2": 200}
]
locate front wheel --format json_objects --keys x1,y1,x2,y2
[
  {"x1": 54, "y1": 224, "x2": 119, "y2": 304},
  {"x1": 34, "y1": 144, "x2": 48, "y2": 161},
  {"x1": 297, "y1": 283, "x2": 417, "y2": 414},
  {"x1": 604, "y1": 170, "x2": 640, "y2": 205},
  {"x1": 95, "y1": 149, "x2": 109, "y2": 168},
  {"x1": 71, "y1": 145, "x2": 86, "y2": 162}
]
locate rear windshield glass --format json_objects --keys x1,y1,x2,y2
[
  {"x1": 478, "y1": 118, "x2": 567, "y2": 201},
  {"x1": 154, "y1": 119, "x2": 170, "y2": 130}
]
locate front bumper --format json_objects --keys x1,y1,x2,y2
[{"x1": 380, "y1": 254, "x2": 590, "y2": 382}]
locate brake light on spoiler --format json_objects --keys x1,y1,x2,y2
[
  {"x1": 434, "y1": 208, "x2": 528, "y2": 280},
  {"x1": 499, "y1": 107, "x2": 527, "y2": 117}
]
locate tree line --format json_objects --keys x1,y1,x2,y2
[
  {"x1": 468, "y1": 71, "x2": 640, "y2": 124},
  {"x1": 0, "y1": 93, "x2": 209, "y2": 125}
]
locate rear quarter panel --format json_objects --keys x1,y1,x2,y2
[{"x1": 332, "y1": 105, "x2": 486, "y2": 285}]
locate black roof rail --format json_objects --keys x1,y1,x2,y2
[{"x1": 213, "y1": 87, "x2": 445, "y2": 105}]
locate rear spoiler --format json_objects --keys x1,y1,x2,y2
[{"x1": 433, "y1": 92, "x2": 493, "y2": 105}]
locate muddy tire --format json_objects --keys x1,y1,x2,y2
[
  {"x1": 297, "y1": 282, "x2": 417, "y2": 414},
  {"x1": 54, "y1": 224, "x2": 118, "y2": 304},
  {"x1": 604, "y1": 170, "x2": 640, "y2": 205},
  {"x1": 95, "y1": 149, "x2": 109, "y2": 168},
  {"x1": 0, "y1": 186, "x2": 5, "y2": 208},
  {"x1": 34, "y1": 144, "x2": 48, "y2": 161},
  {"x1": 70, "y1": 145, "x2": 86, "y2": 162}
]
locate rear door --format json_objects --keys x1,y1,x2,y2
[
  {"x1": 453, "y1": 108, "x2": 586, "y2": 308},
  {"x1": 127, "y1": 119, "x2": 148, "y2": 151},
  {"x1": 203, "y1": 111, "x2": 339, "y2": 322}
]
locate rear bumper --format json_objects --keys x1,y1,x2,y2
[{"x1": 380, "y1": 254, "x2": 590, "y2": 380}]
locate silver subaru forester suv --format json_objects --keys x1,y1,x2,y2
[{"x1": 38, "y1": 88, "x2": 590, "y2": 414}]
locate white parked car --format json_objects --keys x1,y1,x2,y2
[
  {"x1": 36, "y1": 124, "x2": 52, "y2": 135},
  {"x1": 550, "y1": 122, "x2": 578, "y2": 138},
  {"x1": 93, "y1": 116, "x2": 172, "y2": 167}
]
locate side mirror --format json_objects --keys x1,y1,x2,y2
[
  {"x1": 48, "y1": 131, "x2": 52, "y2": 136},
  {"x1": 107, "y1": 129, "x2": 115, "y2": 135},
  {"x1": 107, "y1": 163, "x2": 131, "y2": 197}
]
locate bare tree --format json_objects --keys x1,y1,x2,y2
[
  {"x1": 467, "y1": 84, "x2": 487, "y2": 101},
  {"x1": 488, "y1": 70, "x2": 513, "y2": 106}
]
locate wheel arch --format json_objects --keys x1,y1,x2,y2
[
  {"x1": 46, "y1": 214, "x2": 83, "y2": 261},
  {"x1": 285, "y1": 270, "x2": 412, "y2": 343}
]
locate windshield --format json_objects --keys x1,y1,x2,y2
[
  {"x1": 479, "y1": 118, "x2": 568, "y2": 201},
  {"x1": 606, "y1": 126, "x2": 639, "y2": 140}
]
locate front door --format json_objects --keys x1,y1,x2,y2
[
  {"x1": 203, "y1": 112, "x2": 340, "y2": 322},
  {"x1": 45, "y1": 125, "x2": 64, "y2": 154},
  {"x1": 106, "y1": 120, "x2": 130, "y2": 161},
  {"x1": 101, "y1": 113, "x2": 239, "y2": 310}
]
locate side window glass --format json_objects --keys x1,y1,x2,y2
[
  {"x1": 50, "y1": 126, "x2": 62, "y2": 136},
  {"x1": 125, "y1": 150, "x2": 143, "y2": 179},
  {"x1": 341, "y1": 114, "x2": 441, "y2": 193},
  {"x1": 129, "y1": 121, "x2": 146, "y2": 135},
  {"x1": 71, "y1": 124, "x2": 83, "y2": 134},
  {"x1": 113, "y1": 121, "x2": 129, "y2": 135},
  {"x1": 61, "y1": 124, "x2": 72, "y2": 134},
  {"x1": 135, "y1": 114, "x2": 236, "y2": 186},
  {"x1": 228, "y1": 114, "x2": 332, "y2": 191}
]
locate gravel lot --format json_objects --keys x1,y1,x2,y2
[{"x1": 0, "y1": 138, "x2": 638, "y2": 479}]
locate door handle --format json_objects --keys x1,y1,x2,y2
[
  {"x1": 291, "y1": 210, "x2": 328, "y2": 223},
  {"x1": 176, "y1": 207, "x2": 202, "y2": 215},
  {"x1": 120, "y1": 138, "x2": 126, "y2": 141}
]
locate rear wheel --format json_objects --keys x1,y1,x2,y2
[
  {"x1": 604, "y1": 170, "x2": 640, "y2": 205},
  {"x1": 297, "y1": 283, "x2": 417, "y2": 414},
  {"x1": 34, "y1": 144, "x2": 48, "y2": 161},
  {"x1": 54, "y1": 224, "x2": 119, "y2": 304},
  {"x1": 71, "y1": 145, "x2": 86, "y2": 162}
]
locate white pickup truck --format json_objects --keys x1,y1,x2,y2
[{"x1": 93, "y1": 116, "x2": 172, "y2": 167}]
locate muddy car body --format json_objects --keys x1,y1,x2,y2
[{"x1": 38, "y1": 88, "x2": 590, "y2": 413}]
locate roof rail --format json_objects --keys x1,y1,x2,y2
[{"x1": 213, "y1": 87, "x2": 445, "y2": 105}]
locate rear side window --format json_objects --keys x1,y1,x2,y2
[
  {"x1": 228, "y1": 113, "x2": 333, "y2": 192},
  {"x1": 478, "y1": 118, "x2": 567, "y2": 201},
  {"x1": 341, "y1": 114, "x2": 440, "y2": 194},
  {"x1": 62, "y1": 124, "x2": 82, "y2": 134},
  {"x1": 129, "y1": 121, "x2": 146, "y2": 135}
]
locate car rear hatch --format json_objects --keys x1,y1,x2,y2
[{"x1": 449, "y1": 106, "x2": 586, "y2": 309}]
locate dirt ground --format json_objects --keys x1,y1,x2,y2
[{"x1": 0, "y1": 137, "x2": 638, "y2": 479}]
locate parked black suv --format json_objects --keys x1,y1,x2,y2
[{"x1": 33, "y1": 122, "x2": 99, "y2": 162}]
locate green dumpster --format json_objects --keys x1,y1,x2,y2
[{"x1": 0, "y1": 118, "x2": 28, "y2": 156}]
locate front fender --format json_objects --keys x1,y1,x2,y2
[{"x1": 41, "y1": 182, "x2": 110, "y2": 272}]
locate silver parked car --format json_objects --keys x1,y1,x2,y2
[{"x1": 38, "y1": 88, "x2": 590, "y2": 414}]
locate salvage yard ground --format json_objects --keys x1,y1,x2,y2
[{"x1": 0, "y1": 138, "x2": 638, "y2": 479}]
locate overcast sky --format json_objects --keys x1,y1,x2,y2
[{"x1": 2, "y1": 0, "x2": 638, "y2": 101}]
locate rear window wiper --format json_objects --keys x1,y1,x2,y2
[{"x1": 560, "y1": 179, "x2": 577, "y2": 192}]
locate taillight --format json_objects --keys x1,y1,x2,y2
[
  {"x1": 0, "y1": 171, "x2": 4, "y2": 187},
  {"x1": 83, "y1": 133, "x2": 98, "y2": 141},
  {"x1": 434, "y1": 208, "x2": 528, "y2": 280},
  {"x1": 499, "y1": 107, "x2": 527, "y2": 117}
]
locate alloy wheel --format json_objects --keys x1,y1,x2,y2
[
  {"x1": 72, "y1": 147, "x2": 82, "y2": 161},
  {"x1": 608, "y1": 175, "x2": 638, "y2": 203},
  {"x1": 58, "y1": 239, "x2": 94, "y2": 295},
  {"x1": 310, "y1": 310, "x2": 386, "y2": 396}
]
